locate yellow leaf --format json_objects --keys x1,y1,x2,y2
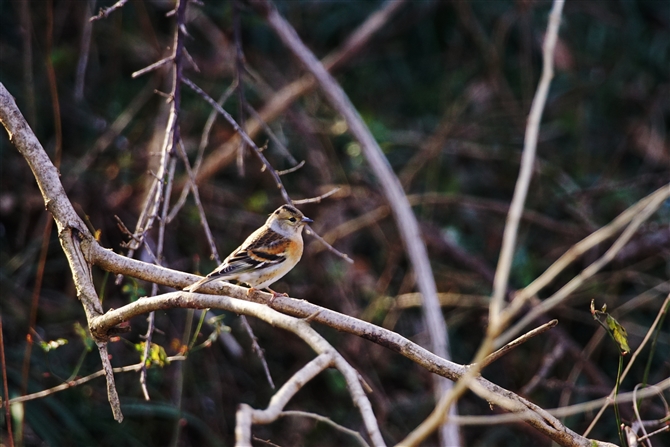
[{"x1": 606, "y1": 315, "x2": 630, "y2": 355}]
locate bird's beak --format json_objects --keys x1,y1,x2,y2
[{"x1": 301, "y1": 216, "x2": 313, "y2": 224}]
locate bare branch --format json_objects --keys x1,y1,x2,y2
[
  {"x1": 0, "y1": 82, "x2": 123, "y2": 421},
  {"x1": 183, "y1": 77, "x2": 353, "y2": 263},
  {"x1": 92, "y1": 291, "x2": 386, "y2": 445},
  {"x1": 81, "y1": 280, "x2": 615, "y2": 447},
  {"x1": 293, "y1": 187, "x2": 340, "y2": 205},
  {"x1": 131, "y1": 56, "x2": 175, "y2": 79},
  {"x1": 498, "y1": 185, "x2": 670, "y2": 346},
  {"x1": 248, "y1": 3, "x2": 456, "y2": 443},
  {"x1": 477, "y1": 319, "x2": 558, "y2": 370},
  {"x1": 90, "y1": 0, "x2": 128, "y2": 22},
  {"x1": 444, "y1": 376, "x2": 670, "y2": 425},
  {"x1": 488, "y1": 0, "x2": 565, "y2": 332},
  {"x1": 1, "y1": 356, "x2": 186, "y2": 406},
  {"x1": 400, "y1": 1, "x2": 565, "y2": 443},
  {"x1": 236, "y1": 354, "x2": 334, "y2": 443},
  {"x1": 275, "y1": 159, "x2": 305, "y2": 176}
]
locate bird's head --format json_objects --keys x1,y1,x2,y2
[{"x1": 267, "y1": 205, "x2": 313, "y2": 236}]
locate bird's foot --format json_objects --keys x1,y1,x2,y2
[{"x1": 267, "y1": 288, "x2": 288, "y2": 305}]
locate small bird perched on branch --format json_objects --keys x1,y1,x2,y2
[{"x1": 184, "y1": 204, "x2": 313, "y2": 297}]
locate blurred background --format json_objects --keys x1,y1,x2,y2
[{"x1": 0, "y1": 0, "x2": 669, "y2": 445}]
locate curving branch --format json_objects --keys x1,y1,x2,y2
[
  {"x1": 92, "y1": 291, "x2": 386, "y2": 446},
  {"x1": 488, "y1": 0, "x2": 565, "y2": 333},
  {"x1": 0, "y1": 68, "x2": 629, "y2": 447},
  {"x1": 81, "y1": 235, "x2": 614, "y2": 446},
  {"x1": 193, "y1": 0, "x2": 408, "y2": 185},
  {"x1": 401, "y1": 1, "x2": 566, "y2": 443},
  {"x1": 0, "y1": 83, "x2": 123, "y2": 422},
  {"x1": 236, "y1": 354, "x2": 375, "y2": 446},
  {"x1": 245, "y1": 1, "x2": 457, "y2": 443}
]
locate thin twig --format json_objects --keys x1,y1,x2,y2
[
  {"x1": 90, "y1": 0, "x2": 128, "y2": 22},
  {"x1": 520, "y1": 342, "x2": 566, "y2": 396},
  {"x1": 182, "y1": 47, "x2": 200, "y2": 73},
  {"x1": 239, "y1": 317, "x2": 275, "y2": 389},
  {"x1": 631, "y1": 384, "x2": 652, "y2": 447},
  {"x1": 276, "y1": 159, "x2": 305, "y2": 176},
  {"x1": 183, "y1": 77, "x2": 353, "y2": 263},
  {"x1": 477, "y1": 319, "x2": 558, "y2": 370},
  {"x1": 233, "y1": 0, "x2": 247, "y2": 176},
  {"x1": 168, "y1": 81, "x2": 238, "y2": 221},
  {"x1": 183, "y1": 78, "x2": 291, "y2": 202},
  {"x1": 0, "y1": 314, "x2": 15, "y2": 447},
  {"x1": 1, "y1": 356, "x2": 186, "y2": 406},
  {"x1": 279, "y1": 411, "x2": 370, "y2": 447},
  {"x1": 583, "y1": 293, "x2": 670, "y2": 437},
  {"x1": 74, "y1": 0, "x2": 96, "y2": 101},
  {"x1": 304, "y1": 225, "x2": 353, "y2": 263},
  {"x1": 293, "y1": 187, "x2": 340, "y2": 205},
  {"x1": 173, "y1": 141, "x2": 220, "y2": 260},
  {"x1": 245, "y1": 103, "x2": 298, "y2": 165},
  {"x1": 132, "y1": 56, "x2": 175, "y2": 79}
]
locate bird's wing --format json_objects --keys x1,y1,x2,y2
[
  {"x1": 222, "y1": 227, "x2": 290, "y2": 273},
  {"x1": 184, "y1": 227, "x2": 289, "y2": 292}
]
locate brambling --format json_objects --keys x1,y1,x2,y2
[{"x1": 184, "y1": 204, "x2": 313, "y2": 297}]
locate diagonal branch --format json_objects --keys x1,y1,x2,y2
[
  {"x1": 246, "y1": 1, "x2": 457, "y2": 443},
  {"x1": 400, "y1": 1, "x2": 566, "y2": 443},
  {"x1": 488, "y1": 0, "x2": 565, "y2": 333},
  {"x1": 193, "y1": 0, "x2": 407, "y2": 185},
  {"x1": 0, "y1": 82, "x2": 123, "y2": 422}
]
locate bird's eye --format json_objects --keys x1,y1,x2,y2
[{"x1": 288, "y1": 217, "x2": 297, "y2": 223}]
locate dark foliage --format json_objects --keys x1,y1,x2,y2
[{"x1": 1, "y1": 0, "x2": 669, "y2": 446}]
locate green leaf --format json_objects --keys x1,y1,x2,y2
[
  {"x1": 73, "y1": 322, "x2": 95, "y2": 351},
  {"x1": 38, "y1": 338, "x2": 68, "y2": 352},
  {"x1": 606, "y1": 314, "x2": 630, "y2": 355},
  {"x1": 136, "y1": 342, "x2": 170, "y2": 368}
]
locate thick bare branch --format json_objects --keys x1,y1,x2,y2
[
  {"x1": 94, "y1": 292, "x2": 386, "y2": 446},
  {"x1": 83, "y1": 284, "x2": 615, "y2": 447},
  {"x1": 236, "y1": 354, "x2": 334, "y2": 443},
  {"x1": 0, "y1": 82, "x2": 122, "y2": 422}
]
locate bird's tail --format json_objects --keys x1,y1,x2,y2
[{"x1": 183, "y1": 275, "x2": 217, "y2": 293}]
